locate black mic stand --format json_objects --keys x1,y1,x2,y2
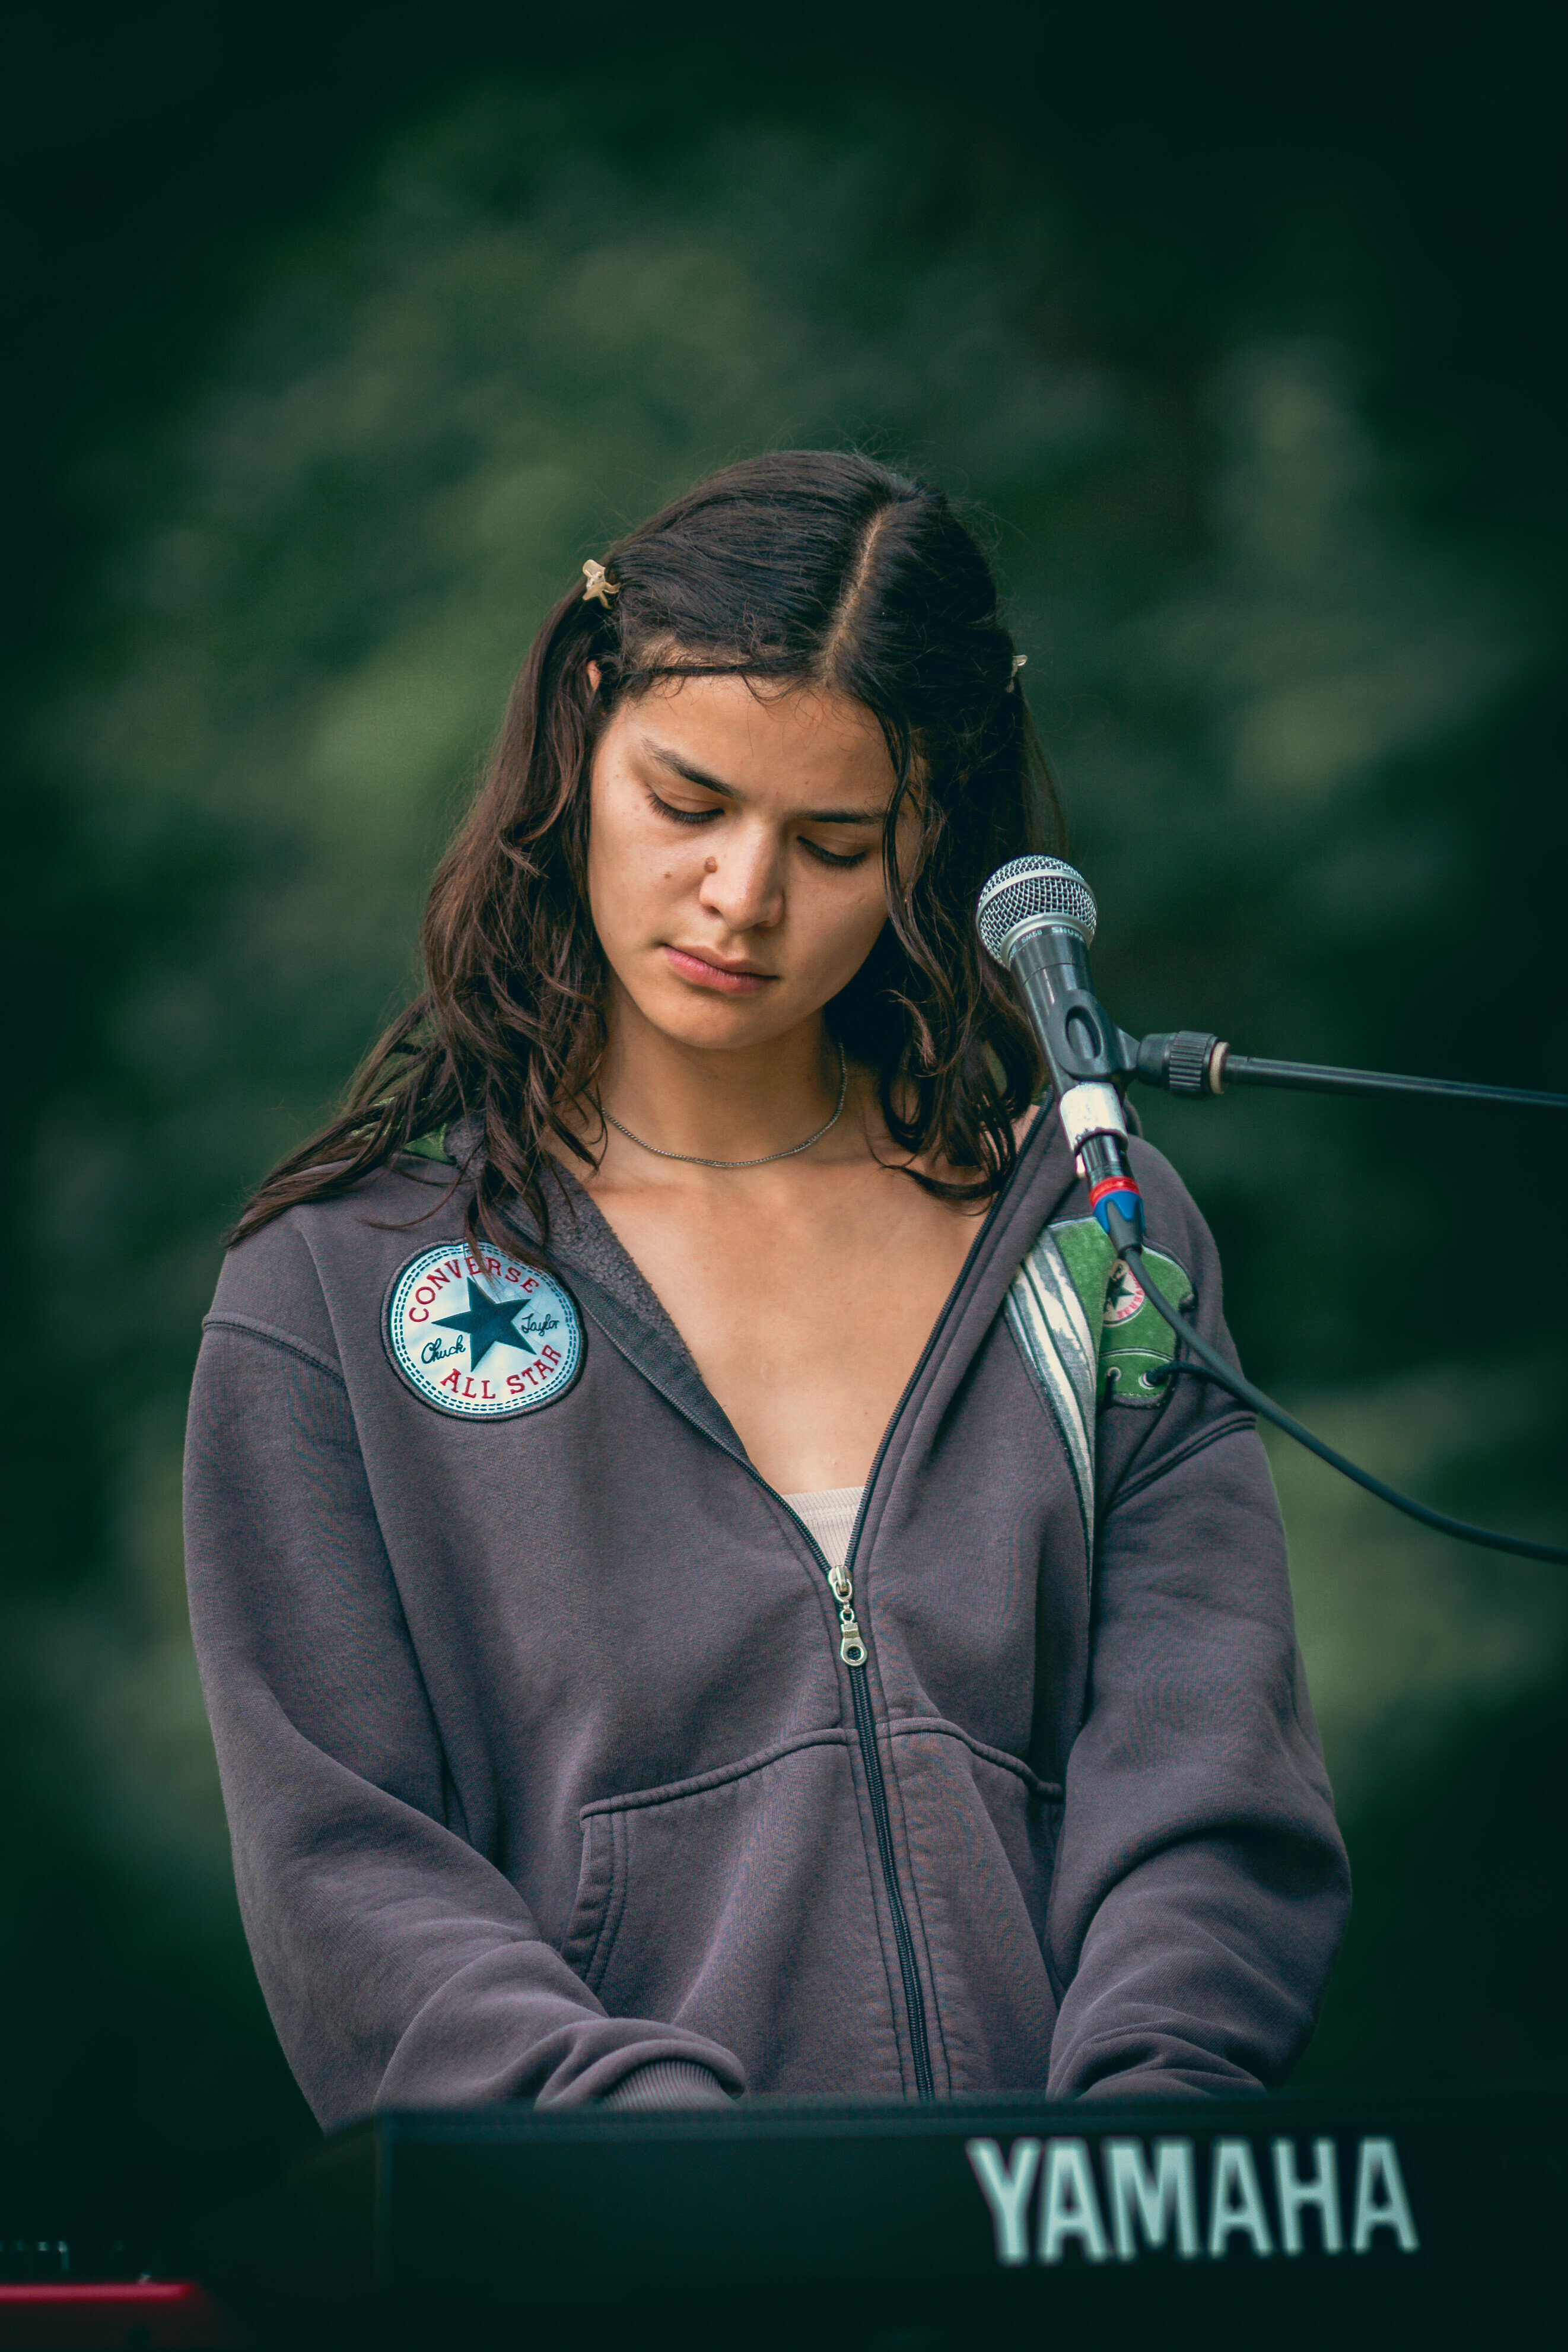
[
  {"x1": 1128, "y1": 1030, "x2": 1568, "y2": 1111},
  {"x1": 1092, "y1": 1025, "x2": 1568, "y2": 1562}
]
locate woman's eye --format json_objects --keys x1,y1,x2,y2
[
  {"x1": 646, "y1": 788, "x2": 719, "y2": 828},
  {"x1": 801, "y1": 838, "x2": 873, "y2": 869}
]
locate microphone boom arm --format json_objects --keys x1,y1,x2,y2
[{"x1": 1129, "y1": 1031, "x2": 1568, "y2": 1111}]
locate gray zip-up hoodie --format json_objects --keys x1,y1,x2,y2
[{"x1": 183, "y1": 1113, "x2": 1347, "y2": 2129}]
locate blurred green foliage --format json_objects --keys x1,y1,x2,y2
[{"x1": 2, "y1": 1, "x2": 1563, "y2": 2230}]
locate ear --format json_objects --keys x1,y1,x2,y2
[{"x1": 587, "y1": 659, "x2": 602, "y2": 692}]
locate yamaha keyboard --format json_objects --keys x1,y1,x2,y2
[{"x1": 202, "y1": 2086, "x2": 1557, "y2": 2348}]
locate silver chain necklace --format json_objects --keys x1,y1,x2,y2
[{"x1": 600, "y1": 1041, "x2": 848, "y2": 1169}]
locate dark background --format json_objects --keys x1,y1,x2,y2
[{"x1": 2, "y1": 0, "x2": 1563, "y2": 2242}]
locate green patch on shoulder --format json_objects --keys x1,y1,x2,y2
[
  {"x1": 400, "y1": 1129, "x2": 453, "y2": 1164},
  {"x1": 1049, "y1": 1214, "x2": 1195, "y2": 1409}
]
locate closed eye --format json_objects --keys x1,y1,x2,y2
[
  {"x1": 645, "y1": 786, "x2": 720, "y2": 828},
  {"x1": 800, "y1": 838, "x2": 873, "y2": 869}
]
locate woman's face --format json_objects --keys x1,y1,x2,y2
[{"x1": 586, "y1": 672, "x2": 904, "y2": 1056}]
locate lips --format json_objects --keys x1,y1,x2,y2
[{"x1": 662, "y1": 945, "x2": 777, "y2": 994}]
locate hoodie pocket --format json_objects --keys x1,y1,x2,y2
[{"x1": 558, "y1": 1726, "x2": 908, "y2": 2097}]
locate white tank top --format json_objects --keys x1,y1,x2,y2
[{"x1": 783, "y1": 1486, "x2": 864, "y2": 1570}]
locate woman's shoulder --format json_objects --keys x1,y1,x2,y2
[
  {"x1": 209, "y1": 1153, "x2": 465, "y2": 1361},
  {"x1": 1121, "y1": 1127, "x2": 1201, "y2": 1204}
]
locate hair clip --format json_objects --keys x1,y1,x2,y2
[
  {"x1": 1007, "y1": 653, "x2": 1028, "y2": 692},
  {"x1": 581, "y1": 560, "x2": 620, "y2": 606}
]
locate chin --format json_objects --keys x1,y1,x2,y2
[
  {"x1": 660, "y1": 1006, "x2": 787, "y2": 1053},
  {"x1": 629, "y1": 978, "x2": 794, "y2": 1052}
]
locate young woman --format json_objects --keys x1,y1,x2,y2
[{"x1": 184, "y1": 452, "x2": 1347, "y2": 2128}]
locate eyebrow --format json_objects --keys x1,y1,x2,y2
[{"x1": 643, "y1": 737, "x2": 888, "y2": 827}]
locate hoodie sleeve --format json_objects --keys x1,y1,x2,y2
[
  {"x1": 184, "y1": 1289, "x2": 745, "y2": 2132},
  {"x1": 1043, "y1": 1147, "x2": 1351, "y2": 2099}
]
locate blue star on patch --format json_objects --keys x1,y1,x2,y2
[{"x1": 431, "y1": 1279, "x2": 537, "y2": 1371}]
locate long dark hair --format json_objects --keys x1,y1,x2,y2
[{"x1": 234, "y1": 452, "x2": 1061, "y2": 1256}]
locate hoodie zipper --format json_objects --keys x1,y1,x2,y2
[
  {"x1": 587, "y1": 1355, "x2": 940, "y2": 2102},
  {"x1": 591, "y1": 1273, "x2": 999, "y2": 2108},
  {"x1": 565, "y1": 1126, "x2": 1039, "y2": 2106},
  {"x1": 825, "y1": 1144, "x2": 1035, "y2": 2100},
  {"x1": 842, "y1": 1605, "x2": 935, "y2": 2100},
  {"x1": 802, "y1": 1530, "x2": 933, "y2": 2100}
]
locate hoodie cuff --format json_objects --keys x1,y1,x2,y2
[{"x1": 601, "y1": 2059, "x2": 735, "y2": 2112}]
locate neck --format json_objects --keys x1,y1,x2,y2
[{"x1": 595, "y1": 1002, "x2": 847, "y2": 1167}]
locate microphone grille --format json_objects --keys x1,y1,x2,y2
[{"x1": 976, "y1": 856, "x2": 1099, "y2": 963}]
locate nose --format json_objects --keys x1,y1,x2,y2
[{"x1": 698, "y1": 822, "x2": 786, "y2": 934}]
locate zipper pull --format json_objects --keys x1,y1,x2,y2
[{"x1": 828, "y1": 1563, "x2": 867, "y2": 1667}]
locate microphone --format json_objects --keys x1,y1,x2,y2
[{"x1": 976, "y1": 856, "x2": 1144, "y2": 1244}]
